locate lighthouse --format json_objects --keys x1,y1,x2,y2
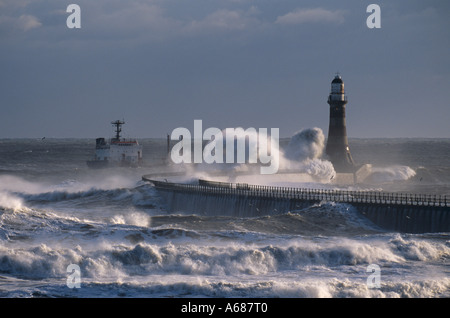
[{"x1": 325, "y1": 74, "x2": 355, "y2": 172}]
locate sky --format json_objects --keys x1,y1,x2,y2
[{"x1": 1, "y1": 0, "x2": 449, "y2": 138}]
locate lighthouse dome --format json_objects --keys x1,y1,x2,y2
[{"x1": 331, "y1": 76, "x2": 343, "y2": 84}]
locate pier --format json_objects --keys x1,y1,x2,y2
[{"x1": 143, "y1": 176, "x2": 450, "y2": 234}]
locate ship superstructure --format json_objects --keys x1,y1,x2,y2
[{"x1": 87, "y1": 120, "x2": 143, "y2": 168}]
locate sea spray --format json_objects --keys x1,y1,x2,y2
[
  {"x1": 280, "y1": 128, "x2": 336, "y2": 181},
  {"x1": 284, "y1": 128, "x2": 325, "y2": 162},
  {"x1": 0, "y1": 175, "x2": 47, "y2": 194},
  {"x1": 0, "y1": 191, "x2": 25, "y2": 211},
  {"x1": 171, "y1": 120, "x2": 280, "y2": 174},
  {"x1": 192, "y1": 127, "x2": 336, "y2": 182},
  {"x1": 365, "y1": 165, "x2": 416, "y2": 183},
  {"x1": 111, "y1": 212, "x2": 151, "y2": 227}
]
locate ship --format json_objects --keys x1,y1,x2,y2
[{"x1": 86, "y1": 120, "x2": 143, "y2": 168}]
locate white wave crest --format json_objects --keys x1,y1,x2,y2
[
  {"x1": 0, "y1": 191, "x2": 25, "y2": 211},
  {"x1": 1, "y1": 233, "x2": 448, "y2": 298},
  {"x1": 111, "y1": 212, "x2": 151, "y2": 227},
  {"x1": 364, "y1": 165, "x2": 416, "y2": 183}
]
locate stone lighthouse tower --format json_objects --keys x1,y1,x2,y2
[{"x1": 325, "y1": 74, "x2": 355, "y2": 172}]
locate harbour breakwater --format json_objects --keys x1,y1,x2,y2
[{"x1": 142, "y1": 176, "x2": 450, "y2": 234}]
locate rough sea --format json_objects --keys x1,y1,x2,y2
[{"x1": 0, "y1": 137, "x2": 449, "y2": 299}]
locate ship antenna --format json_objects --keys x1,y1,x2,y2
[{"x1": 111, "y1": 120, "x2": 125, "y2": 141}]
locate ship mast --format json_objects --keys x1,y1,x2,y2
[{"x1": 111, "y1": 120, "x2": 125, "y2": 141}]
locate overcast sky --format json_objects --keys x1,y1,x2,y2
[{"x1": 1, "y1": 0, "x2": 449, "y2": 138}]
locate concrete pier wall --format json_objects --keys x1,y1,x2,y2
[
  {"x1": 354, "y1": 203, "x2": 449, "y2": 233},
  {"x1": 158, "y1": 189, "x2": 316, "y2": 217},
  {"x1": 145, "y1": 178, "x2": 450, "y2": 234}
]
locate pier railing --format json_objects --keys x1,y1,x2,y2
[{"x1": 145, "y1": 178, "x2": 449, "y2": 208}]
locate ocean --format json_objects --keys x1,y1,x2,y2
[{"x1": 0, "y1": 137, "x2": 449, "y2": 299}]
